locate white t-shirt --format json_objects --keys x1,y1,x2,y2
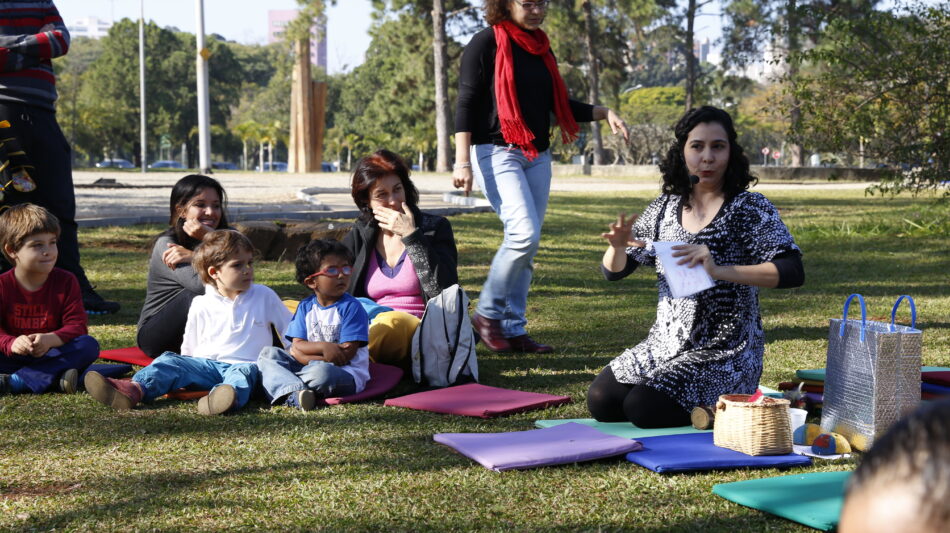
[
  {"x1": 285, "y1": 293, "x2": 370, "y2": 392},
  {"x1": 181, "y1": 283, "x2": 291, "y2": 364}
]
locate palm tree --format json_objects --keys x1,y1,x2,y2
[{"x1": 234, "y1": 120, "x2": 263, "y2": 171}]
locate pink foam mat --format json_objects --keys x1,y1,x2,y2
[
  {"x1": 384, "y1": 383, "x2": 571, "y2": 418},
  {"x1": 318, "y1": 363, "x2": 404, "y2": 406}
]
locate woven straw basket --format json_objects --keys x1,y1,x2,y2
[{"x1": 713, "y1": 394, "x2": 792, "y2": 456}]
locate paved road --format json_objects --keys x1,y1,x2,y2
[{"x1": 72, "y1": 169, "x2": 873, "y2": 227}]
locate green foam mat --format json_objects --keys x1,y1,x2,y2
[
  {"x1": 712, "y1": 471, "x2": 851, "y2": 531},
  {"x1": 534, "y1": 418, "x2": 708, "y2": 439},
  {"x1": 796, "y1": 366, "x2": 950, "y2": 383}
]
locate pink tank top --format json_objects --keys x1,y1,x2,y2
[{"x1": 365, "y1": 250, "x2": 426, "y2": 318}]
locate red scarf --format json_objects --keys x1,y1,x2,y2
[{"x1": 493, "y1": 20, "x2": 579, "y2": 160}]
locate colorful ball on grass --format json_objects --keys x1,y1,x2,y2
[
  {"x1": 811, "y1": 432, "x2": 852, "y2": 455},
  {"x1": 793, "y1": 423, "x2": 823, "y2": 446}
]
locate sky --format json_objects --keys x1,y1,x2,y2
[
  {"x1": 56, "y1": 1, "x2": 729, "y2": 74},
  {"x1": 56, "y1": 0, "x2": 375, "y2": 74}
]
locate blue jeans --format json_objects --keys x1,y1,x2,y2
[
  {"x1": 131, "y1": 352, "x2": 259, "y2": 408},
  {"x1": 471, "y1": 144, "x2": 553, "y2": 337},
  {"x1": 258, "y1": 346, "x2": 356, "y2": 403},
  {"x1": 0, "y1": 335, "x2": 99, "y2": 393}
]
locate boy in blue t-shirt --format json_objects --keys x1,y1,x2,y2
[{"x1": 258, "y1": 239, "x2": 370, "y2": 411}]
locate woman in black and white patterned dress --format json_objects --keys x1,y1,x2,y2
[{"x1": 587, "y1": 106, "x2": 804, "y2": 428}]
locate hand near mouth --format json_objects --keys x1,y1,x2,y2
[{"x1": 183, "y1": 218, "x2": 217, "y2": 240}]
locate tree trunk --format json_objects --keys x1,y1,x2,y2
[
  {"x1": 242, "y1": 140, "x2": 247, "y2": 170},
  {"x1": 582, "y1": 1, "x2": 604, "y2": 165},
  {"x1": 786, "y1": 0, "x2": 803, "y2": 167},
  {"x1": 432, "y1": 0, "x2": 452, "y2": 172},
  {"x1": 684, "y1": 0, "x2": 697, "y2": 111}
]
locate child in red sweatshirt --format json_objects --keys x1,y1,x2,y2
[{"x1": 0, "y1": 204, "x2": 98, "y2": 394}]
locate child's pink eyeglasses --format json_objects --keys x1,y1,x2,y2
[{"x1": 304, "y1": 265, "x2": 353, "y2": 283}]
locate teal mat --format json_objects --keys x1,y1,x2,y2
[
  {"x1": 713, "y1": 471, "x2": 851, "y2": 531},
  {"x1": 797, "y1": 366, "x2": 950, "y2": 382},
  {"x1": 534, "y1": 418, "x2": 708, "y2": 439}
]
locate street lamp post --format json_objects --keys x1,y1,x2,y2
[
  {"x1": 139, "y1": 0, "x2": 146, "y2": 172},
  {"x1": 194, "y1": 0, "x2": 211, "y2": 173}
]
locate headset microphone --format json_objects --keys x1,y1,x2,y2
[{"x1": 689, "y1": 174, "x2": 700, "y2": 186}]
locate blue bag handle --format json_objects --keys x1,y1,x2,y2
[
  {"x1": 890, "y1": 295, "x2": 917, "y2": 331},
  {"x1": 839, "y1": 293, "x2": 867, "y2": 343}
]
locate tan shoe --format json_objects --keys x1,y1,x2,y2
[{"x1": 197, "y1": 385, "x2": 236, "y2": 415}]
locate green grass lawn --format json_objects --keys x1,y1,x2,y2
[{"x1": 2, "y1": 189, "x2": 948, "y2": 531}]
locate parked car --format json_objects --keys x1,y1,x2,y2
[
  {"x1": 256, "y1": 161, "x2": 288, "y2": 172},
  {"x1": 212, "y1": 161, "x2": 238, "y2": 170},
  {"x1": 95, "y1": 158, "x2": 134, "y2": 169},
  {"x1": 321, "y1": 161, "x2": 337, "y2": 172},
  {"x1": 148, "y1": 160, "x2": 185, "y2": 169}
]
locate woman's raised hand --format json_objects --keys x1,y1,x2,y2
[
  {"x1": 374, "y1": 202, "x2": 416, "y2": 237},
  {"x1": 602, "y1": 213, "x2": 645, "y2": 249},
  {"x1": 162, "y1": 244, "x2": 194, "y2": 269}
]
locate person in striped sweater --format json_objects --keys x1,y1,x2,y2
[{"x1": 0, "y1": 0, "x2": 119, "y2": 314}]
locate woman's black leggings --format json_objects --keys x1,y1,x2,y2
[{"x1": 587, "y1": 365, "x2": 691, "y2": 428}]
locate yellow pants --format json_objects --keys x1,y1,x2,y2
[
  {"x1": 367, "y1": 311, "x2": 420, "y2": 371},
  {"x1": 282, "y1": 300, "x2": 419, "y2": 371}
]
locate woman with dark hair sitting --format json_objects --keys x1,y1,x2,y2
[
  {"x1": 587, "y1": 106, "x2": 804, "y2": 428},
  {"x1": 341, "y1": 149, "x2": 458, "y2": 369},
  {"x1": 137, "y1": 174, "x2": 230, "y2": 357}
]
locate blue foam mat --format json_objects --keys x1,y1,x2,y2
[{"x1": 626, "y1": 432, "x2": 811, "y2": 473}]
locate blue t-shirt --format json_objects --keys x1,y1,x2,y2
[{"x1": 285, "y1": 292, "x2": 371, "y2": 391}]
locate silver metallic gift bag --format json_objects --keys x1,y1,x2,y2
[{"x1": 820, "y1": 294, "x2": 921, "y2": 451}]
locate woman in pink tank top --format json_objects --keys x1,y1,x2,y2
[{"x1": 341, "y1": 150, "x2": 459, "y2": 369}]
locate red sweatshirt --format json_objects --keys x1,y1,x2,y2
[{"x1": 0, "y1": 267, "x2": 86, "y2": 356}]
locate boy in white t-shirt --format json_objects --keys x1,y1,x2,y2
[
  {"x1": 86, "y1": 230, "x2": 291, "y2": 415},
  {"x1": 258, "y1": 239, "x2": 370, "y2": 411}
]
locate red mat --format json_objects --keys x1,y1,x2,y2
[
  {"x1": 384, "y1": 383, "x2": 572, "y2": 418},
  {"x1": 98, "y1": 346, "x2": 154, "y2": 367},
  {"x1": 923, "y1": 371, "x2": 950, "y2": 388}
]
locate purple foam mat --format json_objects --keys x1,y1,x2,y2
[
  {"x1": 384, "y1": 383, "x2": 571, "y2": 418},
  {"x1": 434, "y1": 422, "x2": 643, "y2": 471},
  {"x1": 318, "y1": 363, "x2": 403, "y2": 406}
]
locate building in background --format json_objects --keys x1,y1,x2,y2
[
  {"x1": 693, "y1": 37, "x2": 710, "y2": 64},
  {"x1": 66, "y1": 16, "x2": 112, "y2": 39},
  {"x1": 267, "y1": 9, "x2": 327, "y2": 69}
]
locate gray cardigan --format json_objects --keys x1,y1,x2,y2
[{"x1": 136, "y1": 234, "x2": 205, "y2": 330}]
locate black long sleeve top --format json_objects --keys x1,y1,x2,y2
[
  {"x1": 341, "y1": 205, "x2": 459, "y2": 302},
  {"x1": 455, "y1": 26, "x2": 595, "y2": 152}
]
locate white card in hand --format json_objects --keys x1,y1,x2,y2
[{"x1": 652, "y1": 241, "x2": 715, "y2": 299}]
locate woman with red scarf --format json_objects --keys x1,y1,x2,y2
[{"x1": 454, "y1": 0, "x2": 628, "y2": 353}]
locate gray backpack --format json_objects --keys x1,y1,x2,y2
[{"x1": 410, "y1": 284, "x2": 479, "y2": 387}]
